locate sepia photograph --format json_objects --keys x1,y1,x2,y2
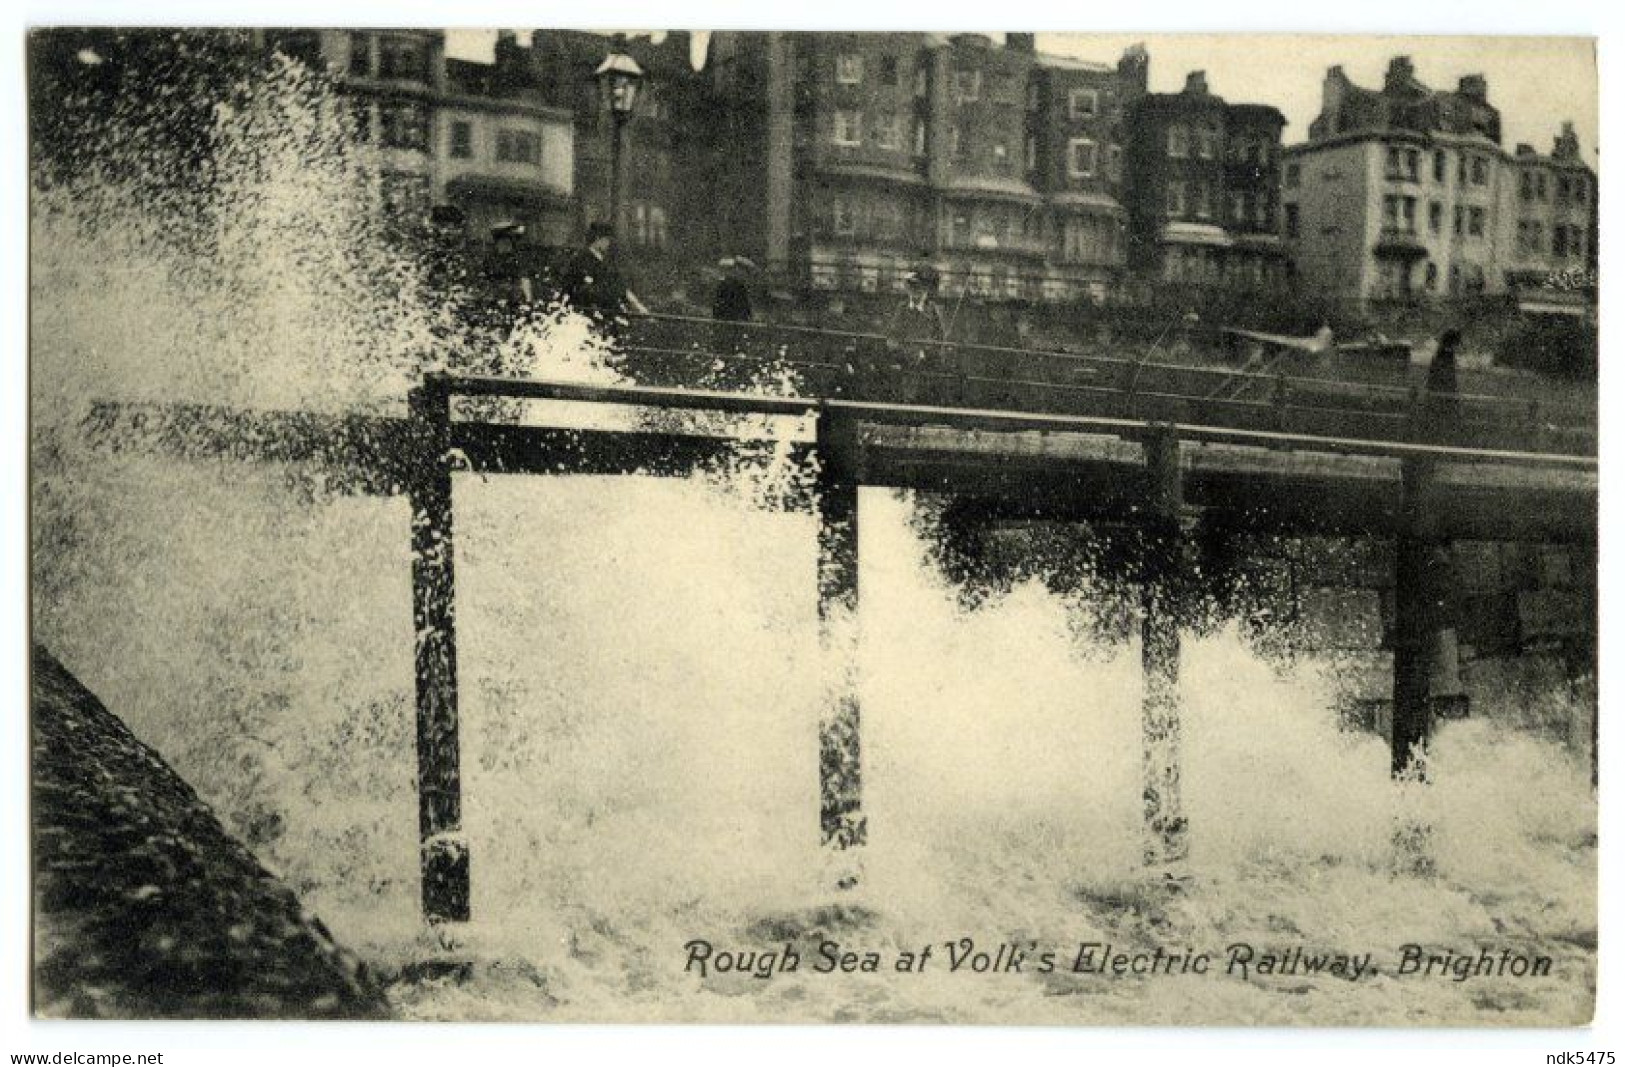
[{"x1": 20, "y1": 10, "x2": 1605, "y2": 1041}]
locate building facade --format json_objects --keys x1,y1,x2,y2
[
  {"x1": 705, "y1": 31, "x2": 1136, "y2": 304},
  {"x1": 529, "y1": 31, "x2": 697, "y2": 264},
  {"x1": 1501, "y1": 122, "x2": 1596, "y2": 292},
  {"x1": 1281, "y1": 56, "x2": 1596, "y2": 310},
  {"x1": 265, "y1": 29, "x2": 576, "y2": 246},
  {"x1": 1121, "y1": 69, "x2": 1289, "y2": 290}
]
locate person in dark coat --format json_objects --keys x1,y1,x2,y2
[
  {"x1": 712, "y1": 256, "x2": 755, "y2": 322},
  {"x1": 556, "y1": 222, "x2": 647, "y2": 327},
  {"x1": 1421, "y1": 328, "x2": 1463, "y2": 436},
  {"x1": 882, "y1": 264, "x2": 948, "y2": 403}
]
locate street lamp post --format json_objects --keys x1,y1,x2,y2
[{"x1": 594, "y1": 49, "x2": 645, "y2": 240}]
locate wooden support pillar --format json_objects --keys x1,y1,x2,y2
[
  {"x1": 814, "y1": 407, "x2": 865, "y2": 877},
  {"x1": 1141, "y1": 428, "x2": 1189, "y2": 866},
  {"x1": 1570, "y1": 536, "x2": 1598, "y2": 789},
  {"x1": 408, "y1": 379, "x2": 469, "y2": 923},
  {"x1": 1391, "y1": 459, "x2": 1463, "y2": 778}
]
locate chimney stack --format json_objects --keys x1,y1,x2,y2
[
  {"x1": 1184, "y1": 69, "x2": 1208, "y2": 96},
  {"x1": 1385, "y1": 56, "x2": 1415, "y2": 92},
  {"x1": 1117, "y1": 44, "x2": 1148, "y2": 97},
  {"x1": 1458, "y1": 74, "x2": 1488, "y2": 102},
  {"x1": 1553, "y1": 120, "x2": 1580, "y2": 160}
]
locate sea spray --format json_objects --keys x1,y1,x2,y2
[{"x1": 30, "y1": 36, "x2": 1595, "y2": 1023}]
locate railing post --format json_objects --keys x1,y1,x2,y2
[
  {"x1": 814, "y1": 405, "x2": 864, "y2": 887},
  {"x1": 1141, "y1": 426, "x2": 1189, "y2": 867},
  {"x1": 1391, "y1": 458, "x2": 1465, "y2": 778},
  {"x1": 408, "y1": 377, "x2": 469, "y2": 924}
]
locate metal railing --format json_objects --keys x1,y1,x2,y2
[{"x1": 606, "y1": 312, "x2": 1596, "y2": 456}]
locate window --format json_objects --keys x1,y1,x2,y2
[
  {"x1": 875, "y1": 113, "x2": 900, "y2": 150},
  {"x1": 914, "y1": 62, "x2": 929, "y2": 98},
  {"x1": 1106, "y1": 144, "x2": 1122, "y2": 182},
  {"x1": 1384, "y1": 195, "x2": 1401, "y2": 231},
  {"x1": 1067, "y1": 138, "x2": 1096, "y2": 178},
  {"x1": 879, "y1": 56, "x2": 899, "y2": 86},
  {"x1": 1069, "y1": 88, "x2": 1098, "y2": 120},
  {"x1": 1457, "y1": 155, "x2": 1467, "y2": 184},
  {"x1": 1385, "y1": 146, "x2": 1419, "y2": 181},
  {"x1": 836, "y1": 53, "x2": 863, "y2": 84},
  {"x1": 494, "y1": 128, "x2": 540, "y2": 164},
  {"x1": 1468, "y1": 206, "x2": 1485, "y2": 237},
  {"x1": 1575, "y1": 178, "x2": 1588, "y2": 205},
  {"x1": 913, "y1": 118, "x2": 927, "y2": 157},
  {"x1": 1527, "y1": 222, "x2": 1543, "y2": 252},
  {"x1": 1255, "y1": 197, "x2": 1272, "y2": 229},
  {"x1": 1402, "y1": 196, "x2": 1417, "y2": 233},
  {"x1": 1425, "y1": 262, "x2": 1438, "y2": 290},
  {"x1": 953, "y1": 68, "x2": 981, "y2": 102},
  {"x1": 875, "y1": 201, "x2": 902, "y2": 241},
  {"x1": 1167, "y1": 181, "x2": 1187, "y2": 216},
  {"x1": 992, "y1": 141, "x2": 1011, "y2": 168},
  {"x1": 1520, "y1": 172, "x2": 1534, "y2": 200},
  {"x1": 1449, "y1": 264, "x2": 1461, "y2": 294},
  {"x1": 1471, "y1": 156, "x2": 1488, "y2": 185},
  {"x1": 1427, "y1": 201, "x2": 1441, "y2": 233},
  {"x1": 1453, "y1": 205, "x2": 1464, "y2": 236},
  {"x1": 1167, "y1": 126, "x2": 1189, "y2": 158},
  {"x1": 1195, "y1": 183, "x2": 1215, "y2": 219},
  {"x1": 1026, "y1": 81, "x2": 1040, "y2": 112},
  {"x1": 378, "y1": 35, "x2": 428, "y2": 80},
  {"x1": 950, "y1": 124, "x2": 967, "y2": 160},
  {"x1": 1024, "y1": 134, "x2": 1037, "y2": 171},
  {"x1": 1433, "y1": 150, "x2": 1446, "y2": 183},
  {"x1": 833, "y1": 197, "x2": 857, "y2": 236},
  {"x1": 834, "y1": 110, "x2": 862, "y2": 146},
  {"x1": 380, "y1": 103, "x2": 430, "y2": 151},
  {"x1": 449, "y1": 120, "x2": 473, "y2": 160},
  {"x1": 1535, "y1": 173, "x2": 1548, "y2": 200},
  {"x1": 1557, "y1": 176, "x2": 1571, "y2": 202},
  {"x1": 1284, "y1": 203, "x2": 1300, "y2": 238},
  {"x1": 1229, "y1": 192, "x2": 1246, "y2": 224},
  {"x1": 1285, "y1": 162, "x2": 1301, "y2": 189},
  {"x1": 350, "y1": 101, "x2": 373, "y2": 142},
  {"x1": 348, "y1": 32, "x2": 372, "y2": 76},
  {"x1": 380, "y1": 172, "x2": 430, "y2": 219},
  {"x1": 649, "y1": 205, "x2": 669, "y2": 249},
  {"x1": 1553, "y1": 225, "x2": 1568, "y2": 256},
  {"x1": 1196, "y1": 125, "x2": 1219, "y2": 160}
]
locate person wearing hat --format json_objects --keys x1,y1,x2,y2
[
  {"x1": 556, "y1": 221, "x2": 648, "y2": 329},
  {"x1": 882, "y1": 264, "x2": 948, "y2": 403}
]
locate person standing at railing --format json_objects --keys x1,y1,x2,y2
[
  {"x1": 883, "y1": 265, "x2": 948, "y2": 404},
  {"x1": 1420, "y1": 328, "x2": 1463, "y2": 438},
  {"x1": 712, "y1": 256, "x2": 755, "y2": 323},
  {"x1": 556, "y1": 222, "x2": 648, "y2": 337}
]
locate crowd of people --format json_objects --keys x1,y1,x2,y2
[{"x1": 467, "y1": 219, "x2": 1471, "y2": 432}]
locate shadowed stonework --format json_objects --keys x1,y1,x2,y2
[{"x1": 31, "y1": 646, "x2": 390, "y2": 1019}]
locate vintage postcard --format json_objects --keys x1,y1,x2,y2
[{"x1": 27, "y1": 26, "x2": 1599, "y2": 1030}]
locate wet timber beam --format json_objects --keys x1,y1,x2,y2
[
  {"x1": 1141, "y1": 428, "x2": 1189, "y2": 866},
  {"x1": 814, "y1": 407, "x2": 865, "y2": 886},
  {"x1": 407, "y1": 381, "x2": 469, "y2": 923},
  {"x1": 1390, "y1": 459, "x2": 1466, "y2": 779}
]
